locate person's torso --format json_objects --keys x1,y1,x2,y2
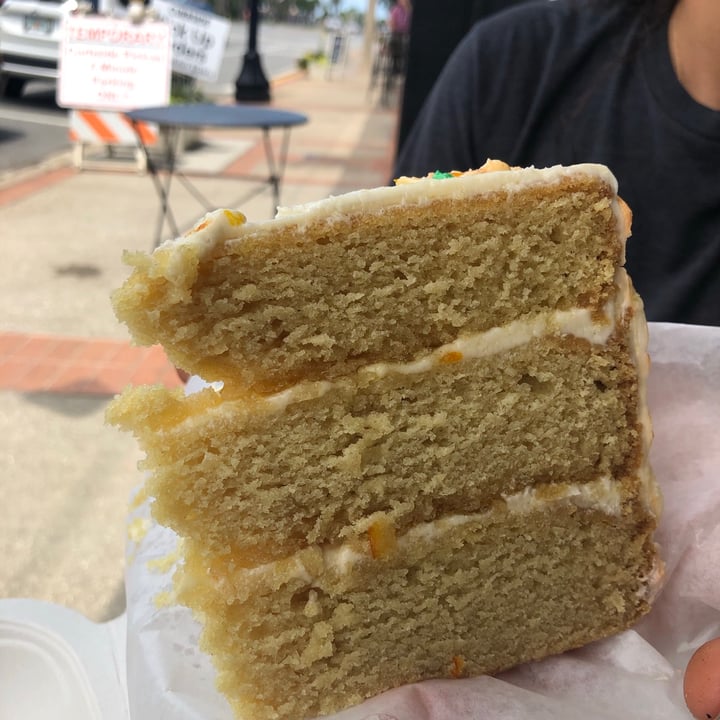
[{"x1": 397, "y1": 0, "x2": 720, "y2": 325}]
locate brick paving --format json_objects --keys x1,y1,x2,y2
[{"x1": 0, "y1": 331, "x2": 183, "y2": 395}]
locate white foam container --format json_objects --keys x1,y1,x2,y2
[{"x1": 0, "y1": 599, "x2": 128, "y2": 720}]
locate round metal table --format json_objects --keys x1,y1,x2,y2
[{"x1": 126, "y1": 103, "x2": 308, "y2": 246}]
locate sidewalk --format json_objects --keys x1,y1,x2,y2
[{"x1": 0, "y1": 52, "x2": 401, "y2": 622}]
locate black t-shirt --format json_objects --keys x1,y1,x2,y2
[{"x1": 394, "y1": 0, "x2": 720, "y2": 326}]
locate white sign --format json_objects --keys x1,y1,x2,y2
[
  {"x1": 57, "y1": 16, "x2": 172, "y2": 111},
  {"x1": 152, "y1": 0, "x2": 231, "y2": 82}
]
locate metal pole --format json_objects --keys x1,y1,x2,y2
[{"x1": 235, "y1": 0, "x2": 270, "y2": 102}]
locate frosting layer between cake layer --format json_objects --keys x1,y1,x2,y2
[{"x1": 109, "y1": 308, "x2": 652, "y2": 567}]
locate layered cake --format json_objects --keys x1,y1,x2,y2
[{"x1": 108, "y1": 162, "x2": 663, "y2": 720}]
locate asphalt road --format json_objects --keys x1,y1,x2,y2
[
  {"x1": 0, "y1": 82, "x2": 69, "y2": 174},
  {"x1": 0, "y1": 21, "x2": 336, "y2": 175}
]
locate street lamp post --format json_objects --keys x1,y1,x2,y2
[{"x1": 235, "y1": 0, "x2": 270, "y2": 102}]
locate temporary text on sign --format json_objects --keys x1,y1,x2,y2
[{"x1": 57, "y1": 16, "x2": 172, "y2": 110}]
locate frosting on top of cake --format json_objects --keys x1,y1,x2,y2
[
  {"x1": 276, "y1": 162, "x2": 618, "y2": 221},
  {"x1": 166, "y1": 162, "x2": 620, "y2": 259}
]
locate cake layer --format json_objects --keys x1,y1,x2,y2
[
  {"x1": 108, "y1": 320, "x2": 648, "y2": 565},
  {"x1": 111, "y1": 164, "x2": 629, "y2": 393},
  {"x1": 176, "y1": 498, "x2": 660, "y2": 720}
]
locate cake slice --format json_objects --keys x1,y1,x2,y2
[
  {"x1": 108, "y1": 162, "x2": 662, "y2": 720},
  {"x1": 112, "y1": 163, "x2": 630, "y2": 394}
]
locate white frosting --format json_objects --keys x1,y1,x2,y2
[
  {"x1": 289, "y1": 556, "x2": 314, "y2": 585},
  {"x1": 167, "y1": 164, "x2": 619, "y2": 258},
  {"x1": 636, "y1": 552, "x2": 665, "y2": 603},
  {"x1": 275, "y1": 163, "x2": 618, "y2": 222},
  {"x1": 206, "y1": 302, "x2": 624, "y2": 430},
  {"x1": 201, "y1": 293, "x2": 626, "y2": 426},
  {"x1": 206, "y1": 249, "x2": 621, "y2": 412},
  {"x1": 263, "y1": 381, "x2": 333, "y2": 413},
  {"x1": 361, "y1": 304, "x2": 616, "y2": 380},
  {"x1": 215, "y1": 290, "x2": 623, "y2": 413},
  {"x1": 223, "y1": 471, "x2": 656, "y2": 593},
  {"x1": 501, "y1": 476, "x2": 622, "y2": 516},
  {"x1": 162, "y1": 208, "x2": 247, "y2": 252},
  {"x1": 321, "y1": 476, "x2": 625, "y2": 575},
  {"x1": 320, "y1": 545, "x2": 362, "y2": 576}
]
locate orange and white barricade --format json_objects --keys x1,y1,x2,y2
[{"x1": 69, "y1": 109, "x2": 159, "y2": 171}]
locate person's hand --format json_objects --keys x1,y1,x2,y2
[{"x1": 684, "y1": 637, "x2": 720, "y2": 720}]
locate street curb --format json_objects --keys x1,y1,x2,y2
[
  {"x1": 271, "y1": 68, "x2": 307, "y2": 88},
  {"x1": 0, "y1": 153, "x2": 75, "y2": 207}
]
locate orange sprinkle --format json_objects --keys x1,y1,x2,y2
[
  {"x1": 368, "y1": 518, "x2": 397, "y2": 559},
  {"x1": 451, "y1": 655, "x2": 465, "y2": 678},
  {"x1": 440, "y1": 351, "x2": 463, "y2": 364},
  {"x1": 189, "y1": 219, "x2": 210, "y2": 234},
  {"x1": 223, "y1": 209, "x2": 246, "y2": 226}
]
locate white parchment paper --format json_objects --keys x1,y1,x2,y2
[{"x1": 125, "y1": 322, "x2": 720, "y2": 720}]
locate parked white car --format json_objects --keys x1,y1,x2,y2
[
  {"x1": 0, "y1": 0, "x2": 73, "y2": 96},
  {"x1": 0, "y1": 0, "x2": 122, "y2": 97}
]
